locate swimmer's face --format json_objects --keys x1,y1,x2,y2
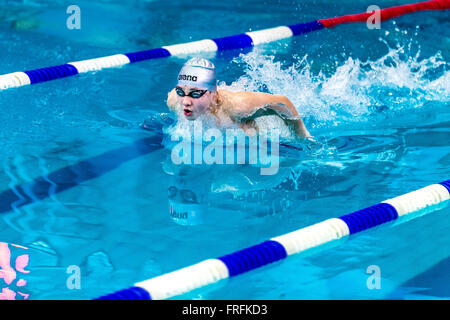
[{"x1": 175, "y1": 85, "x2": 216, "y2": 120}]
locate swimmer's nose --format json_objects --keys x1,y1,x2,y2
[{"x1": 182, "y1": 96, "x2": 193, "y2": 106}]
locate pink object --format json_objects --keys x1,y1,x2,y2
[
  {"x1": 15, "y1": 255, "x2": 30, "y2": 274},
  {"x1": 18, "y1": 292, "x2": 29, "y2": 300},
  {"x1": 16, "y1": 279, "x2": 27, "y2": 287},
  {"x1": 0, "y1": 242, "x2": 30, "y2": 300},
  {"x1": 0, "y1": 243, "x2": 16, "y2": 285},
  {"x1": 0, "y1": 287, "x2": 16, "y2": 300}
]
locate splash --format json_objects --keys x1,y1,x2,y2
[{"x1": 229, "y1": 38, "x2": 449, "y2": 131}]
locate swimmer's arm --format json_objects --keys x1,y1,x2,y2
[
  {"x1": 236, "y1": 95, "x2": 311, "y2": 138},
  {"x1": 166, "y1": 89, "x2": 178, "y2": 112},
  {"x1": 274, "y1": 96, "x2": 311, "y2": 138}
]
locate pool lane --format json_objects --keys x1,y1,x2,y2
[{"x1": 0, "y1": 135, "x2": 162, "y2": 215}]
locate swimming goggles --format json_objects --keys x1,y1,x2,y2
[
  {"x1": 168, "y1": 186, "x2": 199, "y2": 204},
  {"x1": 175, "y1": 86, "x2": 208, "y2": 99}
]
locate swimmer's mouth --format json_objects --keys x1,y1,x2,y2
[{"x1": 184, "y1": 108, "x2": 193, "y2": 116}]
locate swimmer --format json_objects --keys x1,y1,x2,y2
[{"x1": 166, "y1": 57, "x2": 311, "y2": 138}]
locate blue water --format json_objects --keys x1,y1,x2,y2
[{"x1": 0, "y1": 0, "x2": 449, "y2": 299}]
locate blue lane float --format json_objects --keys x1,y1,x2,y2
[
  {"x1": 212, "y1": 34, "x2": 254, "y2": 51},
  {"x1": 24, "y1": 64, "x2": 79, "y2": 84},
  {"x1": 125, "y1": 48, "x2": 171, "y2": 63},
  {"x1": 440, "y1": 179, "x2": 450, "y2": 193},
  {"x1": 218, "y1": 240, "x2": 287, "y2": 277},
  {"x1": 95, "y1": 286, "x2": 151, "y2": 300},
  {"x1": 338, "y1": 203, "x2": 398, "y2": 234},
  {"x1": 288, "y1": 20, "x2": 325, "y2": 36},
  {"x1": 95, "y1": 180, "x2": 450, "y2": 300}
]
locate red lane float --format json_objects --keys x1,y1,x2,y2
[{"x1": 319, "y1": 0, "x2": 450, "y2": 28}]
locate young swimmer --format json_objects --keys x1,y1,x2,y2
[{"x1": 166, "y1": 57, "x2": 311, "y2": 138}]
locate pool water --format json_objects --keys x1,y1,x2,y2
[{"x1": 0, "y1": 0, "x2": 449, "y2": 300}]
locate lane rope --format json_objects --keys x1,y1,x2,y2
[
  {"x1": 0, "y1": 0, "x2": 448, "y2": 90},
  {"x1": 95, "y1": 179, "x2": 450, "y2": 300}
]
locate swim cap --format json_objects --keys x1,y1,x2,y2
[
  {"x1": 177, "y1": 57, "x2": 217, "y2": 92},
  {"x1": 169, "y1": 200, "x2": 204, "y2": 226}
]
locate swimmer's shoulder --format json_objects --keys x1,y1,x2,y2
[
  {"x1": 218, "y1": 89, "x2": 283, "y2": 116},
  {"x1": 217, "y1": 89, "x2": 256, "y2": 114},
  {"x1": 218, "y1": 89, "x2": 269, "y2": 99},
  {"x1": 167, "y1": 88, "x2": 178, "y2": 111}
]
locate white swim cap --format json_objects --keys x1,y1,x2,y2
[
  {"x1": 169, "y1": 200, "x2": 204, "y2": 226},
  {"x1": 177, "y1": 57, "x2": 217, "y2": 92}
]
